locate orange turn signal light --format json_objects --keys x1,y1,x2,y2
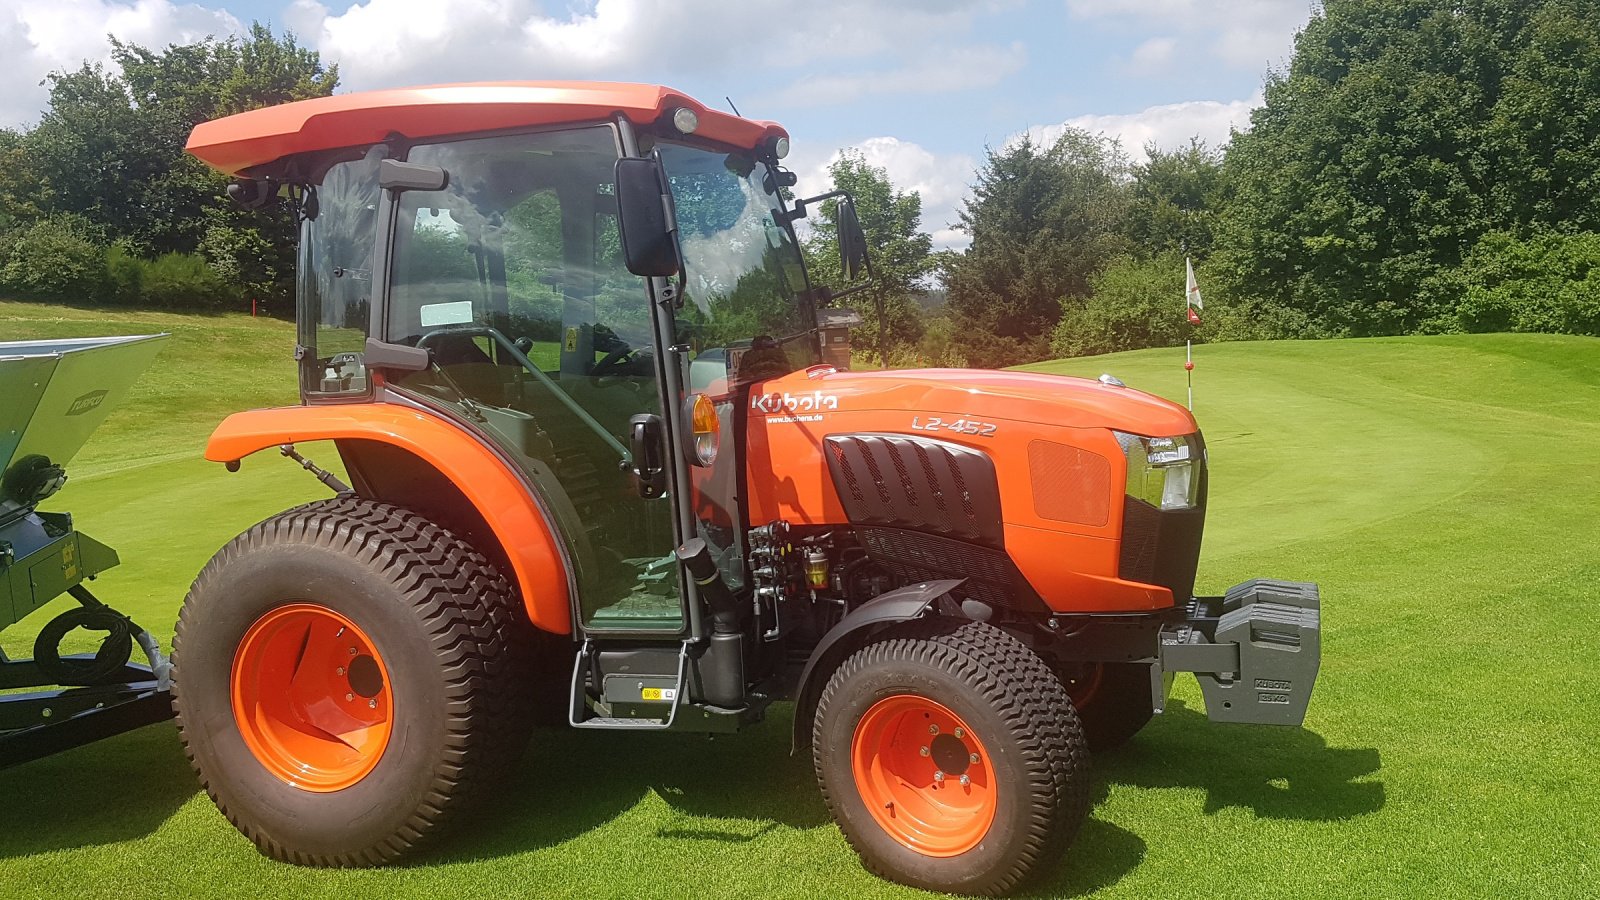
[{"x1": 687, "y1": 393, "x2": 719, "y2": 466}]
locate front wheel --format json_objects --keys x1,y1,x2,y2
[
  {"x1": 172, "y1": 498, "x2": 527, "y2": 865},
  {"x1": 812, "y1": 619, "x2": 1091, "y2": 896}
]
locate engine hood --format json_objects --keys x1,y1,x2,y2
[{"x1": 752, "y1": 367, "x2": 1196, "y2": 437}]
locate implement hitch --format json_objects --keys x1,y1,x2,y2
[{"x1": 1156, "y1": 579, "x2": 1322, "y2": 726}]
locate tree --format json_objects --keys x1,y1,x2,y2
[
  {"x1": 1212, "y1": 0, "x2": 1600, "y2": 337},
  {"x1": 941, "y1": 130, "x2": 1131, "y2": 367},
  {"x1": 1127, "y1": 139, "x2": 1226, "y2": 259},
  {"x1": 7, "y1": 24, "x2": 336, "y2": 307},
  {"x1": 804, "y1": 151, "x2": 935, "y2": 365}
]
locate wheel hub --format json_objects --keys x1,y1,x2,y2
[{"x1": 929, "y1": 733, "x2": 971, "y2": 776}]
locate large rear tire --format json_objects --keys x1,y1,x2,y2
[
  {"x1": 172, "y1": 497, "x2": 528, "y2": 865},
  {"x1": 812, "y1": 619, "x2": 1091, "y2": 896},
  {"x1": 1058, "y1": 662, "x2": 1156, "y2": 753}
]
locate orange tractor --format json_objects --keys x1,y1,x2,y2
[{"x1": 177, "y1": 83, "x2": 1320, "y2": 895}]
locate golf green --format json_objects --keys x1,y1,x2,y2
[{"x1": 1, "y1": 302, "x2": 1595, "y2": 898}]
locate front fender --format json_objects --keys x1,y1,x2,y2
[
  {"x1": 206, "y1": 403, "x2": 571, "y2": 634},
  {"x1": 789, "y1": 578, "x2": 965, "y2": 753}
]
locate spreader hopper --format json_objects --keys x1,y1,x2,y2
[{"x1": 0, "y1": 333, "x2": 170, "y2": 768}]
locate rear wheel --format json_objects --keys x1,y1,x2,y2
[
  {"x1": 813, "y1": 619, "x2": 1090, "y2": 896},
  {"x1": 1059, "y1": 662, "x2": 1155, "y2": 753},
  {"x1": 173, "y1": 497, "x2": 527, "y2": 865}
]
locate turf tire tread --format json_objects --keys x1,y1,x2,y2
[
  {"x1": 173, "y1": 497, "x2": 528, "y2": 867},
  {"x1": 812, "y1": 619, "x2": 1091, "y2": 896}
]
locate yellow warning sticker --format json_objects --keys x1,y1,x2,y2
[
  {"x1": 564, "y1": 326, "x2": 579, "y2": 351},
  {"x1": 641, "y1": 687, "x2": 676, "y2": 702}
]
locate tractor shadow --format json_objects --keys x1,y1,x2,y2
[
  {"x1": 421, "y1": 703, "x2": 832, "y2": 864},
  {"x1": 1093, "y1": 700, "x2": 1385, "y2": 821},
  {"x1": 0, "y1": 723, "x2": 196, "y2": 857},
  {"x1": 1021, "y1": 700, "x2": 1384, "y2": 896}
]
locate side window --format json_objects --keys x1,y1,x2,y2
[
  {"x1": 388, "y1": 188, "x2": 566, "y2": 367},
  {"x1": 298, "y1": 147, "x2": 382, "y2": 397}
]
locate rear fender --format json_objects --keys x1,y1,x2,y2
[
  {"x1": 789, "y1": 578, "x2": 965, "y2": 753},
  {"x1": 206, "y1": 404, "x2": 571, "y2": 634}
]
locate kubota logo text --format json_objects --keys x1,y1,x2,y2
[{"x1": 751, "y1": 391, "x2": 839, "y2": 414}]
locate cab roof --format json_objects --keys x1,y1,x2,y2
[{"x1": 186, "y1": 81, "x2": 789, "y2": 177}]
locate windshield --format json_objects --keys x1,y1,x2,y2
[{"x1": 652, "y1": 140, "x2": 820, "y2": 386}]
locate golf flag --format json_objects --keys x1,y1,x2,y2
[{"x1": 1185, "y1": 257, "x2": 1203, "y2": 325}]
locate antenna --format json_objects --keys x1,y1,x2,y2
[{"x1": 726, "y1": 96, "x2": 742, "y2": 117}]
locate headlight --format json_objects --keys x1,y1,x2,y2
[{"x1": 1114, "y1": 432, "x2": 1200, "y2": 511}]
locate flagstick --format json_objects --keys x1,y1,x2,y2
[{"x1": 1186, "y1": 339, "x2": 1193, "y2": 411}]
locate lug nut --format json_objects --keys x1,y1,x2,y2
[
  {"x1": 933, "y1": 771, "x2": 945, "y2": 783},
  {"x1": 920, "y1": 746, "x2": 930, "y2": 757},
  {"x1": 960, "y1": 774, "x2": 971, "y2": 787},
  {"x1": 970, "y1": 753, "x2": 980, "y2": 764},
  {"x1": 336, "y1": 666, "x2": 345, "y2": 676},
  {"x1": 368, "y1": 699, "x2": 377, "y2": 709},
  {"x1": 345, "y1": 693, "x2": 354, "y2": 701},
  {"x1": 928, "y1": 724, "x2": 939, "y2": 735},
  {"x1": 953, "y1": 727, "x2": 964, "y2": 739},
  {"x1": 349, "y1": 647, "x2": 358, "y2": 656}
]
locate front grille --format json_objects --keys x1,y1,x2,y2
[
  {"x1": 825, "y1": 433, "x2": 1004, "y2": 547},
  {"x1": 1117, "y1": 436, "x2": 1207, "y2": 602}
]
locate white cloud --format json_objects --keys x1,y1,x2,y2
[
  {"x1": 1066, "y1": 0, "x2": 1311, "y2": 71},
  {"x1": 0, "y1": 0, "x2": 241, "y2": 126},
  {"x1": 1017, "y1": 91, "x2": 1260, "y2": 162},
  {"x1": 1127, "y1": 35, "x2": 1177, "y2": 71},
  {"x1": 759, "y1": 43, "x2": 1026, "y2": 109},
  {"x1": 792, "y1": 136, "x2": 977, "y2": 251},
  {"x1": 288, "y1": 0, "x2": 1015, "y2": 92}
]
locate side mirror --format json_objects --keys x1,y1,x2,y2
[
  {"x1": 836, "y1": 196, "x2": 869, "y2": 282},
  {"x1": 379, "y1": 159, "x2": 448, "y2": 192},
  {"x1": 614, "y1": 157, "x2": 682, "y2": 278}
]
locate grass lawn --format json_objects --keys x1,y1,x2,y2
[{"x1": 2, "y1": 301, "x2": 1597, "y2": 898}]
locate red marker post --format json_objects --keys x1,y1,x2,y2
[{"x1": 1185, "y1": 343, "x2": 1194, "y2": 410}]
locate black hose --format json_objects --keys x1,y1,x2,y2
[{"x1": 33, "y1": 591, "x2": 137, "y2": 686}]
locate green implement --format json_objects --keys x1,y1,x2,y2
[{"x1": 0, "y1": 334, "x2": 171, "y2": 769}]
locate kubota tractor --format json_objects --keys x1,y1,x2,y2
[{"x1": 177, "y1": 82, "x2": 1321, "y2": 895}]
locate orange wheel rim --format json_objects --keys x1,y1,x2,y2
[
  {"x1": 231, "y1": 603, "x2": 393, "y2": 791},
  {"x1": 851, "y1": 694, "x2": 997, "y2": 857}
]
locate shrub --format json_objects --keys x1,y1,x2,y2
[
  {"x1": 1050, "y1": 253, "x2": 1194, "y2": 358},
  {"x1": 104, "y1": 241, "x2": 145, "y2": 305},
  {"x1": 139, "y1": 251, "x2": 232, "y2": 310},
  {"x1": 0, "y1": 214, "x2": 109, "y2": 302},
  {"x1": 1456, "y1": 230, "x2": 1600, "y2": 336}
]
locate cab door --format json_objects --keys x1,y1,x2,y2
[{"x1": 380, "y1": 125, "x2": 686, "y2": 634}]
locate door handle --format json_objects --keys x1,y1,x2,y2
[{"x1": 628, "y1": 413, "x2": 666, "y2": 499}]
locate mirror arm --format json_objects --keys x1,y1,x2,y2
[
  {"x1": 777, "y1": 188, "x2": 852, "y2": 226},
  {"x1": 824, "y1": 282, "x2": 872, "y2": 304}
]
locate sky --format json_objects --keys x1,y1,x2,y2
[{"x1": 0, "y1": 1, "x2": 1316, "y2": 249}]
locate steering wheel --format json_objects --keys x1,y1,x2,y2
[{"x1": 590, "y1": 347, "x2": 637, "y2": 377}]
